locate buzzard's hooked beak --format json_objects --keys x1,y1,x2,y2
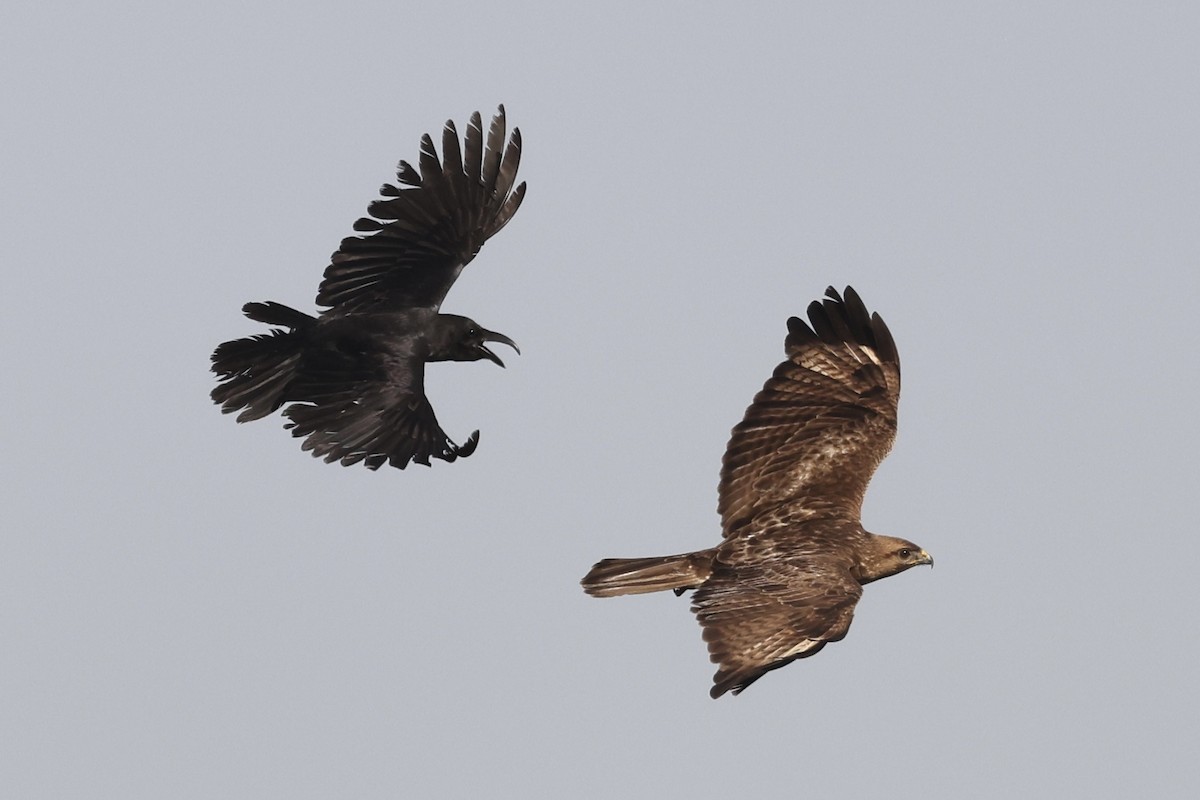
[
  {"x1": 478, "y1": 330, "x2": 520, "y2": 368},
  {"x1": 917, "y1": 550, "x2": 934, "y2": 568}
]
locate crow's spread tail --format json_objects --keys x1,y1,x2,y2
[
  {"x1": 210, "y1": 302, "x2": 315, "y2": 422},
  {"x1": 581, "y1": 550, "x2": 716, "y2": 598}
]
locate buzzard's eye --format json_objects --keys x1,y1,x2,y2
[{"x1": 899, "y1": 548, "x2": 911, "y2": 558}]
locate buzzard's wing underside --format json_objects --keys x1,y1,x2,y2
[
  {"x1": 718, "y1": 287, "x2": 901, "y2": 536},
  {"x1": 692, "y1": 542, "x2": 862, "y2": 698}
]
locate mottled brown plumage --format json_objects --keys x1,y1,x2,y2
[
  {"x1": 211, "y1": 108, "x2": 524, "y2": 469},
  {"x1": 582, "y1": 287, "x2": 932, "y2": 698}
]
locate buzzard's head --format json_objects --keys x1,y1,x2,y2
[
  {"x1": 432, "y1": 314, "x2": 520, "y2": 367},
  {"x1": 859, "y1": 535, "x2": 934, "y2": 583}
]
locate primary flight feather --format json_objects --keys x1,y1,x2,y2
[{"x1": 211, "y1": 107, "x2": 525, "y2": 469}]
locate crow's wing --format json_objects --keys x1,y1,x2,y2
[
  {"x1": 316, "y1": 107, "x2": 525, "y2": 314},
  {"x1": 281, "y1": 343, "x2": 477, "y2": 470}
]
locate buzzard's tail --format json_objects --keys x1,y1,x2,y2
[
  {"x1": 210, "y1": 302, "x2": 315, "y2": 423},
  {"x1": 581, "y1": 550, "x2": 716, "y2": 598}
]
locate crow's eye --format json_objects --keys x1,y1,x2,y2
[{"x1": 899, "y1": 548, "x2": 911, "y2": 558}]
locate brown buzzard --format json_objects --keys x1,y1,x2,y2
[
  {"x1": 211, "y1": 107, "x2": 525, "y2": 469},
  {"x1": 581, "y1": 287, "x2": 932, "y2": 698}
]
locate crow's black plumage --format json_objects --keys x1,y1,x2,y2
[{"x1": 211, "y1": 107, "x2": 525, "y2": 469}]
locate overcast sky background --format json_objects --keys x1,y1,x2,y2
[{"x1": 4, "y1": 2, "x2": 1198, "y2": 797}]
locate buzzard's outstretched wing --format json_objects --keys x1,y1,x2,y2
[
  {"x1": 718, "y1": 287, "x2": 901, "y2": 536},
  {"x1": 691, "y1": 532, "x2": 862, "y2": 698},
  {"x1": 280, "y1": 345, "x2": 477, "y2": 470},
  {"x1": 316, "y1": 107, "x2": 526, "y2": 314}
]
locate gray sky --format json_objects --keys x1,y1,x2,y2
[{"x1": 4, "y1": 1, "x2": 1198, "y2": 797}]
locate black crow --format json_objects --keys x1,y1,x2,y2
[{"x1": 211, "y1": 107, "x2": 525, "y2": 469}]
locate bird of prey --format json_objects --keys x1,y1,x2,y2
[
  {"x1": 211, "y1": 107, "x2": 525, "y2": 470},
  {"x1": 581, "y1": 287, "x2": 932, "y2": 698}
]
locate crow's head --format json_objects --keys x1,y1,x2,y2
[{"x1": 431, "y1": 314, "x2": 520, "y2": 367}]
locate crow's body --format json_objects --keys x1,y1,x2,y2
[{"x1": 211, "y1": 108, "x2": 524, "y2": 469}]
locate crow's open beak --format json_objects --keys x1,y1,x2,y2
[{"x1": 479, "y1": 331, "x2": 520, "y2": 368}]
